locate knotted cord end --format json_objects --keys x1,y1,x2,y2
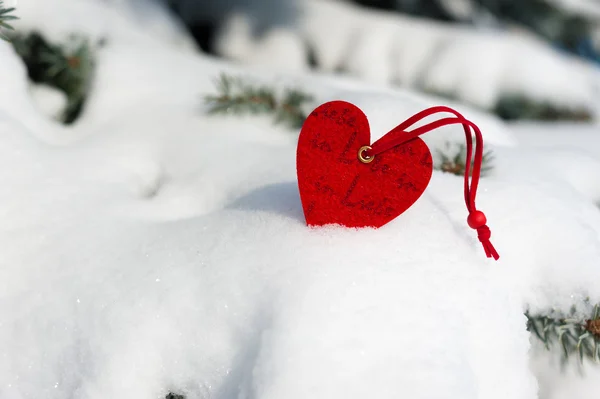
[
  {"x1": 367, "y1": 107, "x2": 500, "y2": 261},
  {"x1": 467, "y1": 211, "x2": 500, "y2": 261}
]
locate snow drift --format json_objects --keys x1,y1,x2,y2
[{"x1": 1, "y1": 1, "x2": 600, "y2": 399}]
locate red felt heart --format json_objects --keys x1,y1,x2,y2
[{"x1": 297, "y1": 101, "x2": 433, "y2": 228}]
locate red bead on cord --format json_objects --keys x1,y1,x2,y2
[{"x1": 467, "y1": 211, "x2": 487, "y2": 229}]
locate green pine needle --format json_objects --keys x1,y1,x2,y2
[
  {"x1": 495, "y1": 94, "x2": 592, "y2": 122},
  {"x1": 11, "y1": 32, "x2": 96, "y2": 124},
  {"x1": 0, "y1": 0, "x2": 17, "y2": 42},
  {"x1": 435, "y1": 142, "x2": 494, "y2": 177},
  {"x1": 526, "y1": 300, "x2": 600, "y2": 364},
  {"x1": 205, "y1": 73, "x2": 314, "y2": 129}
]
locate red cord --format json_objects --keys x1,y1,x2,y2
[{"x1": 365, "y1": 107, "x2": 499, "y2": 260}]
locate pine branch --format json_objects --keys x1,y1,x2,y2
[
  {"x1": 204, "y1": 74, "x2": 314, "y2": 129},
  {"x1": 526, "y1": 300, "x2": 600, "y2": 364},
  {"x1": 0, "y1": 0, "x2": 17, "y2": 41},
  {"x1": 11, "y1": 32, "x2": 96, "y2": 124},
  {"x1": 435, "y1": 142, "x2": 494, "y2": 177},
  {"x1": 495, "y1": 95, "x2": 592, "y2": 122}
]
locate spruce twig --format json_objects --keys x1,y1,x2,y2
[
  {"x1": 435, "y1": 142, "x2": 494, "y2": 177},
  {"x1": 204, "y1": 74, "x2": 314, "y2": 129},
  {"x1": 495, "y1": 94, "x2": 592, "y2": 122},
  {"x1": 0, "y1": 0, "x2": 17, "y2": 41},
  {"x1": 526, "y1": 300, "x2": 600, "y2": 364},
  {"x1": 11, "y1": 32, "x2": 95, "y2": 124}
]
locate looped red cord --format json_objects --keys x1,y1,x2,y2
[{"x1": 365, "y1": 106, "x2": 499, "y2": 260}]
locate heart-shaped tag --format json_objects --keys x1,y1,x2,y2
[{"x1": 297, "y1": 101, "x2": 433, "y2": 228}]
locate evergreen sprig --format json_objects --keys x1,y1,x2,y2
[
  {"x1": 435, "y1": 142, "x2": 494, "y2": 177},
  {"x1": 526, "y1": 300, "x2": 600, "y2": 364},
  {"x1": 11, "y1": 32, "x2": 96, "y2": 124},
  {"x1": 205, "y1": 74, "x2": 314, "y2": 129},
  {"x1": 0, "y1": 0, "x2": 17, "y2": 41},
  {"x1": 495, "y1": 95, "x2": 592, "y2": 122}
]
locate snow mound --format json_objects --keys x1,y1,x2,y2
[{"x1": 0, "y1": 92, "x2": 538, "y2": 399}]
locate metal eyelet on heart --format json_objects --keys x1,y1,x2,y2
[{"x1": 358, "y1": 146, "x2": 374, "y2": 163}]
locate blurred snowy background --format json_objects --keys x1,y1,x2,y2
[
  {"x1": 2, "y1": 1, "x2": 600, "y2": 399},
  {"x1": 167, "y1": 0, "x2": 600, "y2": 121}
]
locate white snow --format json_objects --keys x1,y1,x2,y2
[
  {"x1": 512, "y1": 122, "x2": 600, "y2": 159},
  {"x1": 437, "y1": 0, "x2": 475, "y2": 20},
  {"x1": 1, "y1": 1, "x2": 600, "y2": 399},
  {"x1": 214, "y1": 13, "x2": 308, "y2": 73},
  {"x1": 212, "y1": 0, "x2": 600, "y2": 118},
  {"x1": 12, "y1": 0, "x2": 195, "y2": 49},
  {"x1": 550, "y1": 0, "x2": 600, "y2": 19},
  {"x1": 530, "y1": 338, "x2": 600, "y2": 399},
  {"x1": 28, "y1": 84, "x2": 69, "y2": 121},
  {"x1": 511, "y1": 122, "x2": 600, "y2": 203}
]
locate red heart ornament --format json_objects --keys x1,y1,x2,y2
[{"x1": 297, "y1": 100, "x2": 433, "y2": 228}]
